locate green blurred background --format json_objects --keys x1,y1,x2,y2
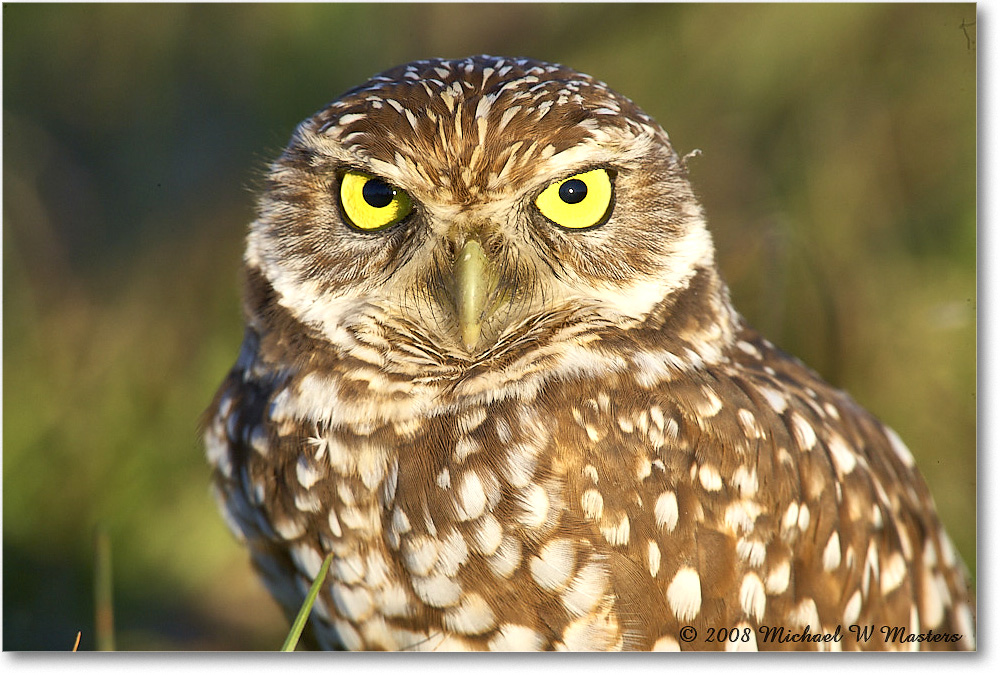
[{"x1": 3, "y1": 3, "x2": 976, "y2": 650}]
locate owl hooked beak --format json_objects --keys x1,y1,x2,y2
[{"x1": 451, "y1": 238, "x2": 499, "y2": 352}]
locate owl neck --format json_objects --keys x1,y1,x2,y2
[{"x1": 242, "y1": 260, "x2": 739, "y2": 426}]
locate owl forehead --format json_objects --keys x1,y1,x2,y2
[{"x1": 304, "y1": 56, "x2": 664, "y2": 203}]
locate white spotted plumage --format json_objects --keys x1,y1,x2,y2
[{"x1": 206, "y1": 55, "x2": 974, "y2": 650}]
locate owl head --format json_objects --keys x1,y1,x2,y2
[{"x1": 245, "y1": 56, "x2": 724, "y2": 376}]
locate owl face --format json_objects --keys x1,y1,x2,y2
[{"x1": 247, "y1": 57, "x2": 715, "y2": 369}]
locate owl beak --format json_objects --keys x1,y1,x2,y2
[{"x1": 452, "y1": 238, "x2": 497, "y2": 352}]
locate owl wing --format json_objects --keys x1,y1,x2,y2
[
  {"x1": 552, "y1": 324, "x2": 974, "y2": 650},
  {"x1": 205, "y1": 329, "x2": 333, "y2": 649}
]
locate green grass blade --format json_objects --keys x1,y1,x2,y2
[{"x1": 280, "y1": 552, "x2": 333, "y2": 651}]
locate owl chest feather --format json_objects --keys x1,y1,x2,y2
[{"x1": 207, "y1": 322, "x2": 973, "y2": 651}]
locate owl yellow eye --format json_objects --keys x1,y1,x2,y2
[
  {"x1": 534, "y1": 168, "x2": 613, "y2": 230},
  {"x1": 339, "y1": 170, "x2": 413, "y2": 231}
]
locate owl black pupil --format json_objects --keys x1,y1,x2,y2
[
  {"x1": 362, "y1": 179, "x2": 396, "y2": 208},
  {"x1": 559, "y1": 179, "x2": 588, "y2": 204}
]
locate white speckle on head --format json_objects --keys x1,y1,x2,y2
[
  {"x1": 826, "y1": 432, "x2": 857, "y2": 475},
  {"x1": 881, "y1": 551, "x2": 907, "y2": 595},
  {"x1": 739, "y1": 572, "x2": 766, "y2": 621},
  {"x1": 789, "y1": 412, "x2": 817, "y2": 451},
  {"x1": 530, "y1": 538, "x2": 577, "y2": 591},
  {"x1": 580, "y1": 488, "x2": 604, "y2": 521},
  {"x1": 651, "y1": 635, "x2": 680, "y2": 651},
  {"x1": 561, "y1": 560, "x2": 611, "y2": 617},
  {"x1": 843, "y1": 590, "x2": 863, "y2": 626},
  {"x1": 666, "y1": 567, "x2": 702, "y2": 622},
  {"x1": 647, "y1": 540, "x2": 661, "y2": 578},
  {"x1": 884, "y1": 425, "x2": 916, "y2": 467},
  {"x1": 822, "y1": 532, "x2": 842, "y2": 572},
  {"x1": 443, "y1": 592, "x2": 496, "y2": 635},
  {"x1": 765, "y1": 560, "x2": 790, "y2": 595},
  {"x1": 436, "y1": 467, "x2": 452, "y2": 489},
  {"x1": 583, "y1": 464, "x2": 599, "y2": 484},
  {"x1": 517, "y1": 484, "x2": 550, "y2": 528},
  {"x1": 488, "y1": 624, "x2": 545, "y2": 651},
  {"x1": 654, "y1": 491, "x2": 679, "y2": 532},
  {"x1": 698, "y1": 464, "x2": 723, "y2": 491},
  {"x1": 486, "y1": 535, "x2": 523, "y2": 579},
  {"x1": 410, "y1": 573, "x2": 462, "y2": 608},
  {"x1": 601, "y1": 513, "x2": 630, "y2": 546}
]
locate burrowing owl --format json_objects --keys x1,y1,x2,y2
[{"x1": 205, "y1": 56, "x2": 974, "y2": 651}]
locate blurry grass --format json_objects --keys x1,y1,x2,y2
[{"x1": 3, "y1": 2, "x2": 975, "y2": 649}]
